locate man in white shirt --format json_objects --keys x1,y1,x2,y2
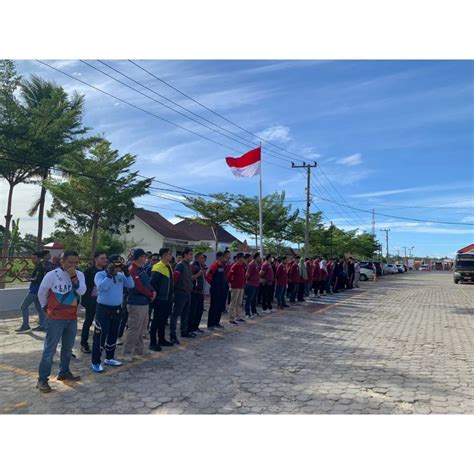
[{"x1": 37, "y1": 250, "x2": 86, "y2": 393}]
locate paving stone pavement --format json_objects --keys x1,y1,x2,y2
[{"x1": 0, "y1": 272, "x2": 472, "y2": 414}]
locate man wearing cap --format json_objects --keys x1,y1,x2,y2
[
  {"x1": 122, "y1": 249, "x2": 156, "y2": 361},
  {"x1": 91, "y1": 254, "x2": 134, "y2": 373}
]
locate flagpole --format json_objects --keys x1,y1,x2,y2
[{"x1": 259, "y1": 143, "x2": 264, "y2": 255}]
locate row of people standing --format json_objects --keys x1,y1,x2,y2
[{"x1": 34, "y1": 247, "x2": 361, "y2": 393}]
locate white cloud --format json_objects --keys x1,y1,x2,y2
[
  {"x1": 258, "y1": 125, "x2": 291, "y2": 143},
  {"x1": 337, "y1": 153, "x2": 362, "y2": 166},
  {"x1": 353, "y1": 182, "x2": 472, "y2": 199},
  {"x1": 461, "y1": 216, "x2": 474, "y2": 223}
]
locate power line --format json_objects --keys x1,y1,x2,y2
[
  {"x1": 128, "y1": 60, "x2": 308, "y2": 163},
  {"x1": 98, "y1": 60, "x2": 301, "y2": 165},
  {"x1": 312, "y1": 194, "x2": 474, "y2": 226}
]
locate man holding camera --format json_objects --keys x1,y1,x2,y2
[{"x1": 91, "y1": 254, "x2": 134, "y2": 373}]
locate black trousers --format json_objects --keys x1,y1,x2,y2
[
  {"x1": 261, "y1": 284, "x2": 273, "y2": 311},
  {"x1": 208, "y1": 286, "x2": 226, "y2": 327},
  {"x1": 118, "y1": 303, "x2": 128, "y2": 338},
  {"x1": 288, "y1": 282, "x2": 298, "y2": 302},
  {"x1": 92, "y1": 303, "x2": 121, "y2": 364},
  {"x1": 81, "y1": 300, "x2": 96, "y2": 346},
  {"x1": 257, "y1": 284, "x2": 263, "y2": 305},
  {"x1": 150, "y1": 299, "x2": 172, "y2": 345},
  {"x1": 297, "y1": 282, "x2": 306, "y2": 301},
  {"x1": 188, "y1": 292, "x2": 204, "y2": 332}
]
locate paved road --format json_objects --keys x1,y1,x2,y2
[{"x1": 0, "y1": 272, "x2": 472, "y2": 414}]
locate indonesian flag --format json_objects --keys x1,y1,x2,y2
[{"x1": 225, "y1": 147, "x2": 261, "y2": 178}]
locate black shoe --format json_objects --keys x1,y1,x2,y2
[
  {"x1": 81, "y1": 343, "x2": 91, "y2": 354},
  {"x1": 195, "y1": 328, "x2": 205, "y2": 333},
  {"x1": 170, "y1": 337, "x2": 180, "y2": 345},
  {"x1": 32, "y1": 325, "x2": 46, "y2": 332},
  {"x1": 159, "y1": 340, "x2": 173, "y2": 347},
  {"x1": 181, "y1": 333, "x2": 196, "y2": 338},
  {"x1": 283, "y1": 304, "x2": 290, "y2": 308},
  {"x1": 15, "y1": 325, "x2": 31, "y2": 333},
  {"x1": 36, "y1": 380, "x2": 52, "y2": 393},
  {"x1": 57, "y1": 371, "x2": 81, "y2": 381},
  {"x1": 149, "y1": 344, "x2": 162, "y2": 352},
  {"x1": 215, "y1": 324, "x2": 224, "y2": 329}
]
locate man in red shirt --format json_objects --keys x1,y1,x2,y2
[
  {"x1": 228, "y1": 253, "x2": 246, "y2": 325},
  {"x1": 287, "y1": 255, "x2": 300, "y2": 304},
  {"x1": 259, "y1": 254, "x2": 275, "y2": 314},
  {"x1": 206, "y1": 252, "x2": 227, "y2": 329},
  {"x1": 245, "y1": 252, "x2": 261, "y2": 318},
  {"x1": 313, "y1": 257, "x2": 321, "y2": 297},
  {"x1": 275, "y1": 256, "x2": 289, "y2": 309}
]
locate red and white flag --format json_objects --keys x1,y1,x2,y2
[{"x1": 225, "y1": 147, "x2": 261, "y2": 178}]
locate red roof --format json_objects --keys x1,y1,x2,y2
[
  {"x1": 457, "y1": 244, "x2": 474, "y2": 254},
  {"x1": 135, "y1": 208, "x2": 192, "y2": 241},
  {"x1": 174, "y1": 219, "x2": 241, "y2": 244}
]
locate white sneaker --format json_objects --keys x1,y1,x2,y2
[
  {"x1": 263, "y1": 309, "x2": 272, "y2": 314},
  {"x1": 104, "y1": 358, "x2": 123, "y2": 367}
]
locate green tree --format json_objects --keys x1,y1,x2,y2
[
  {"x1": 45, "y1": 139, "x2": 152, "y2": 256},
  {"x1": 21, "y1": 75, "x2": 92, "y2": 250},
  {"x1": 229, "y1": 191, "x2": 299, "y2": 250},
  {"x1": 191, "y1": 241, "x2": 213, "y2": 254},
  {"x1": 0, "y1": 60, "x2": 40, "y2": 262},
  {"x1": 180, "y1": 193, "x2": 234, "y2": 251}
]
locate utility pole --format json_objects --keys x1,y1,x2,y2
[
  {"x1": 402, "y1": 246, "x2": 407, "y2": 266},
  {"x1": 291, "y1": 161, "x2": 317, "y2": 258},
  {"x1": 330, "y1": 221, "x2": 333, "y2": 259},
  {"x1": 380, "y1": 228, "x2": 391, "y2": 263},
  {"x1": 371, "y1": 208, "x2": 375, "y2": 238}
]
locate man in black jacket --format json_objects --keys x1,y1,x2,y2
[
  {"x1": 188, "y1": 253, "x2": 207, "y2": 334},
  {"x1": 170, "y1": 247, "x2": 195, "y2": 344},
  {"x1": 80, "y1": 252, "x2": 108, "y2": 353},
  {"x1": 17, "y1": 250, "x2": 51, "y2": 333},
  {"x1": 149, "y1": 248, "x2": 174, "y2": 350}
]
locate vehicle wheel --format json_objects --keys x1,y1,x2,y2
[
  {"x1": 454, "y1": 279, "x2": 459, "y2": 284},
  {"x1": 360, "y1": 274, "x2": 368, "y2": 281}
]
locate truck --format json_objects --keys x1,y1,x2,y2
[{"x1": 453, "y1": 252, "x2": 474, "y2": 284}]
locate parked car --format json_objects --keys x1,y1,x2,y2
[
  {"x1": 386, "y1": 264, "x2": 398, "y2": 274},
  {"x1": 360, "y1": 261, "x2": 382, "y2": 276},
  {"x1": 381, "y1": 263, "x2": 389, "y2": 275},
  {"x1": 359, "y1": 267, "x2": 374, "y2": 281},
  {"x1": 395, "y1": 264, "x2": 405, "y2": 273}
]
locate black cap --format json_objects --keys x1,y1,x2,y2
[
  {"x1": 108, "y1": 254, "x2": 122, "y2": 264},
  {"x1": 133, "y1": 248, "x2": 146, "y2": 260}
]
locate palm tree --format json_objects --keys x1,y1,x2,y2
[{"x1": 21, "y1": 75, "x2": 90, "y2": 250}]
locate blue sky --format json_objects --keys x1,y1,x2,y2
[{"x1": 3, "y1": 60, "x2": 473, "y2": 258}]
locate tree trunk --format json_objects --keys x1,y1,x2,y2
[
  {"x1": 1, "y1": 183, "x2": 14, "y2": 258},
  {"x1": 35, "y1": 171, "x2": 48, "y2": 251},
  {"x1": 0, "y1": 183, "x2": 15, "y2": 289},
  {"x1": 90, "y1": 220, "x2": 99, "y2": 257}
]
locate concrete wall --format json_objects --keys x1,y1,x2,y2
[{"x1": 0, "y1": 287, "x2": 29, "y2": 312}]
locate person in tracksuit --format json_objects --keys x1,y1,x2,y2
[
  {"x1": 206, "y1": 252, "x2": 227, "y2": 329},
  {"x1": 80, "y1": 251, "x2": 107, "y2": 354},
  {"x1": 91, "y1": 254, "x2": 134, "y2": 373},
  {"x1": 149, "y1": 247, "x2": 175, "y2": 350}
]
